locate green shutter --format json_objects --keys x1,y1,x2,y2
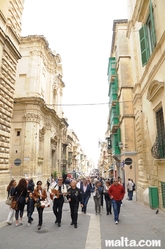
[
  {"x1": 149, "y1": 0, "x2": 156, "y2": 49},
  {"x1": 139, "y1": 25, "x2": 149, "y2": 66}
]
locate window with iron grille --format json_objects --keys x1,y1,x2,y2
[
  {"x1": 156, "y1": 107, "x2": 165, "y2": 158},
  {"x1": 161, "y1": 182, "x2": 165, "y2": 208}
]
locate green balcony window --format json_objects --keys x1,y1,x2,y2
[
  {"x1": 107, "y1": 57, "x2": 116, "y2": 82},
  {"x1": 112, "y1": 128, "x2": 121, "y2": 156}
]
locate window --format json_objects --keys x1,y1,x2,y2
[
  {"x1": 161, "y1": 182, "x2": 165, "y2": 208},
  {"x1": 16, "y1": 131, "x2": 20, "y2": 136},
  {"x1": 139, "y1": 0, "x2": 156, "y2": 66},
  {"x1": 156, "y1": 107, "x2": 165, "y2": 158}
]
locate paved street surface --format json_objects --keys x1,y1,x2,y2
[{"x1": 0, "y1": 193, "x2": 165, "y2": 249}]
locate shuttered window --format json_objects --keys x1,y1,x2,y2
[
  {"x1": 139, "y1": 25, "x2": 149, "y2": 66},
  {"x1": 161, "y1": 182, "x2": 165, "y2": 208},
  {"x1": 156, "y1": 107, "x2": 165, "y2": 158},
  {"x1": 139, "y1": 0, "x2": 156, "y2": 66}
]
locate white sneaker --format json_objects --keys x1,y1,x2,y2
[
  {"x1": 28, "y1": 223, "x2": 30, "y2": 227},
  {"x1": 115, "y1": 221, "x2": 118, "y2": 224}
]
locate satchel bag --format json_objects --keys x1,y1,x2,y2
[
  {"x1": 5, "y1": 196, "x2": 13, "y2": 205},
  {"x1": 11, "y1": 199, "x2": 18, "y2": 210},
  {"x1": 11, "y1": 191, "x2": 23, "y2": 210}
]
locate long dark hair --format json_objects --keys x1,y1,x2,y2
[
  {"x1": 7, "y1": 179, "x2": 16, "y2": 191},
  {"x1": 17, "y1": 178, "x2": 27, "y2": 191}
]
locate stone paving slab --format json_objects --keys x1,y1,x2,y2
[{"x1": 100, "y1": 197, "x2": 165, "y2": 249}]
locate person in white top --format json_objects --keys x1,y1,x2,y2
[{"x1": 49, "y1": 177, "x2": 67, "y2": 227}]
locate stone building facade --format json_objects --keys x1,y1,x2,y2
[
  {"x1": 9, "y1": 35, "x2": 68, "y2": 185},
  {"x1": 0, "y1": 0, "x2": 24, "y2": 198},
  {"x1": 66, "y1": 129, "x2": 89, "y2": 177},
  {"x1": 126, "y1": 0, "x2": 165, "y2": 211},
  {"x1": 108, "y1": 20, "x2": 138, "y2": 187}
]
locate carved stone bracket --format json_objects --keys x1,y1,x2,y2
[
  {"x1": 39, "y1": 127, "x2": 46, "y2": 141},
  {"x1": 51, "y1": 138, "x2": 57, "y2": 151},
  {"x1": 45, "y1": 122, "x2": 51, "y2": 130}
]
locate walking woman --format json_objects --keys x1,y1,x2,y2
[
  {"x1": 13, "y1": 178, "x2": 27, "y2": 226},
  {"x1": 6, "y1": 179, "x2": 17, "y2": 225},
  {"x1": 33, "y1": 180, "x2": 47, "y2": 230},
  {"x1": 103, "y1": 180, "x2": 112, "y2": 215}
]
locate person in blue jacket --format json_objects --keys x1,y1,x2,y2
[{"x1": 80, "y1": 178, "x2": 91, "y2": 214}]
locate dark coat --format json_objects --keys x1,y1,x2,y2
[
  {"x1": 13, "y1": 187, "x2": 27, "y2": 211},
  {"x1": 27, "y1": 197, "x2": 35, "y2": 213},
  {"x1": 67, "y1": 187, "x2": 82, "y2": 206},
  {"x1": 80, "y1": 184, "x2": 91, "y2": 197}
]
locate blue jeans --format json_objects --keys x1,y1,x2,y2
[
  {"x1": 82, "y1": 196, "x2": 90, "y2": 212},
  {"x1": 111, "y1": 200, "x2": 121, "y2": 222},
  {"x1": 128, "y1": 190, "x2": 133, "y2": 200}
]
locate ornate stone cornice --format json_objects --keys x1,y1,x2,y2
[
  {"x1": 14, "y1": 97, "x2": 60, "y2": 122},
  {"x1": 20, "y1": 36, "x2": 62, "y2": 74}
]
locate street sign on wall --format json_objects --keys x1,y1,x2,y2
[
  {"x1": 14, "y1": 158, "x2": 21, "y2": 166},
  {"x1": 124, "y1": 158, "x2": 132, "y2": 165}
]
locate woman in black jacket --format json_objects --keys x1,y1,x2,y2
[{"x1": 13, "y1": 178, "x2": 27, "y2": 226}]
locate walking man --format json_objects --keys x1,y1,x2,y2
[
  {"x1": 80, "y1": 178, "x2": 91, "y2": 214},
  {"x1": 49, "y1": 177, "x2": 67, "y2": 227},
  {"x1": 67, "y1": 180, "x2": 83, "y2": 228},
  {"x1": 108, "y1": 178, "x2": 125, "y2": 224}
]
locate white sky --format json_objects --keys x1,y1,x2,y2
[{"x1": 21, "y1": 0, "x2": 128, "y2": 167}]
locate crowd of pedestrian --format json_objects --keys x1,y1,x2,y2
[{"x1": 5, "y1": 174, "x2": 136, "y2": 229}]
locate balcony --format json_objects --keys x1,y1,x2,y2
[
  {"x1": 110, "y1": 102, "x2": 120, "y2": 133},
  {"x1": 112, "y1": 129, "x2": 121, "y2": 156},
  {"x1": 151, "y1": 135, "x2": 165, "y2": 159},
  {"x1": 109, "y1": 77, "x2": 118, "y2": 104},
  {"x1": 107, "y1": 57, "x2": 116, "y2": 82}
]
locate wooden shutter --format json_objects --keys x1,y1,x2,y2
[
  {"x1": 149, "y1": 0, "x2": 156, "y2": 49},
  {"x1": 139, "y1": 25, "x2": 149, "y2": 66}
]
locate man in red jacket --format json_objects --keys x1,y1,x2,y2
[{"x1": 108, "y1": 178, "x2": 125, "y2": 224}]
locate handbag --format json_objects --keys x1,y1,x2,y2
[
  {"x1": 34, "y1": 198, "x2": 41, "y2": 208},
  {"x1": 40, "y1": 199, "x2": 50, "y2": 208},
  {"x1": 11, "y1": 199, "x2": 18, "y2": 210},
  {"x1": 5, "y1": 196, "x2": 13, "y2": 205},
  {"x1": 11, "y1": 191, "x2": 23, "y2": 210}
]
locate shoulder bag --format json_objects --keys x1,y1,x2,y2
[
  {"x1": 11, "y1": 191, "x2": 23, "y2": 210},
  {"x1": 5, "y1": 195, "x2": 13, "y2": 205}
]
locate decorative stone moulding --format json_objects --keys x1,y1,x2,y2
[
  {"x1": 147, "y1": 80, "x2": 164, "y2": 102},
  {"x1": 24, "y1": 113, "x2": 40, "y2": 122}
]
